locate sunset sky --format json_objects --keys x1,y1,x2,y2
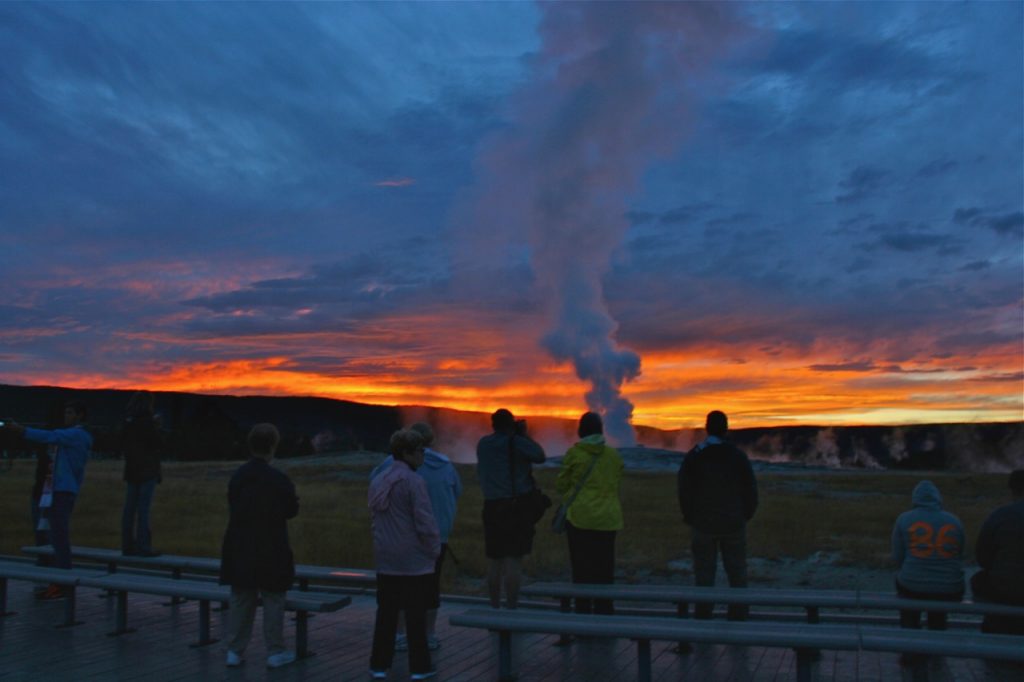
[{"x1": 1, "y1": 2, "x2": 1021, "y2": 437}]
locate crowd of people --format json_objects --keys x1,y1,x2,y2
[{"x1": 3, "y1": 398, "x2": 1023, "y2": 677}]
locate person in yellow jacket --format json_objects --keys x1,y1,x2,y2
[{"x1": 556, "y1": 412, "x2": 624, "y2": 615}]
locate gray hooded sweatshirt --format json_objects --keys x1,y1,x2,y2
[{"x1": 891, "y1": 480, "x2": 965, "y2": 595}]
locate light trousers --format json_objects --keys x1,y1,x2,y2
[{"x1": 226, "y1": 588, "x2": 286, "y2": 655}]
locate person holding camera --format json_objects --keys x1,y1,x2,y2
[
  {"x1": 476, "y1": 408, "x2": 546, "y2": 609},
  {"x1": 5, "y1": 400, "x2": 92, "y2": 594}
]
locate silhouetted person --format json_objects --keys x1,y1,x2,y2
[
  {"x1": 476, "y1": 408, "x2": 546, "y2": 609},
  {"x1": 971, "y1": 469, "x2": 1024, "y2": 634},
  {"x1": 368, "y1": 429, "x2": 440, "y2": 681},
  {"x1": 677, "y1": 410, "x2": 758, "y2": 620},
  {"x1": 120, "y1": 391, "x2": 163, "y2": 557},
  {"x1": 891, "y1": 480, "x2": 965, "y2": 633},
  {"x1": 6, "y1": 400, "x2": 92, "y2": 600},
  {"x1": 219, "y1": 424, "x2": 298, "y2": 669},
  {"x1": 370, "y1": 421, "x2": 462, "y2": 651},
  {"x1": 556, "y1": 412, "x2": 623, "y2": 615}
]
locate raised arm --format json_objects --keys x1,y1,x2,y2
[{"x1": 513, "y1": 434, "x2": 546, "y2": 463}]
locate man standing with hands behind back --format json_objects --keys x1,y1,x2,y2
[
  {"x1": 219, "y1": 423, "x2": 299, "y2": 669},
  {"x1": 677, "y1": 410, "x2": 758, "y2": 620}
]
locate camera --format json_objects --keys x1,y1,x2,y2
[{"x1": 514, "y1": 419, "x2": 527, "y2": 436}]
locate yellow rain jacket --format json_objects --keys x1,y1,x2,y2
[{"x1": 556, "y1": 435, "x2": 624, "y2": 531}]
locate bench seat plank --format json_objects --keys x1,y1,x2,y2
[
  {"x1": 859, "y1": 627, "x2": 1024, "y2": 661},
  {"x1": 524, "y1": 581, "x2": 1024, "y2": 619},
  {"x1": 523, "y1": 582, "x2": 861, "y2": 608},
  {"x1": 452, "y1": 609, "x2": 861, "y2": 650},
  {"x1": 451, "y1": 609, "x2": 860, "y2": 682},
  {"x1": 22, "y1": 545, "x2": 376, "y2": 588}
]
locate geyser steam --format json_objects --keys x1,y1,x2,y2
[{"x1": 462, "y1": 3, "x2": 745, "y2": 444}]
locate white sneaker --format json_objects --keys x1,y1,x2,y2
[
  {"x1": 225, "y1": 650, "x2": 243, "y2": 667},
  {"x1": 369, "y1": 670, "x2": 388, "y2": 680},
  {"x1": 427, "y1": 635, "x2": 440, "y2": 651},
  {"x1": 394, "y1": 634, "x2": 408, "y2": 651},
  {"x1": 410, "y1": 670, "x2": 437, "y2": 680},
  {"x1": 266, "y1": 651, "x2": 296, "y2": 669}
]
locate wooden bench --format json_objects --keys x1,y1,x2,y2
[
  {"x1": 22, "y1": 545, "x2": 376, "y2": 592},
  {"x1": 77, "y1": 572, "x2": 350, "y2": 657},
  {"x1": 451, "y1": 608, "x2": 861, "y2": 682},
  {"x1": 0, "y1": 559, "x2": 107, "y2": 627},
  {"x1": 1, "y1": 556, "x2": 350, "y2": 656},
  {"x1": 522, "y1": 581, "x2": 1024, "y2": 623},
  {"x1": 450, "y1": 607, "x2": 1024, "y2": 682}
]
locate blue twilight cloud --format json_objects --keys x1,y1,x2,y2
[{"x1": 0, "y1": 1, "x2": 1019, "y2": 424}]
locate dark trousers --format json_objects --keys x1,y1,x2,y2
[
  {"x1": 49, "y1": 492, "x2": 76, "y2": 570},
  {"x1": 29, "y1": 496, "x2": 51, "y2": 569},
  {"x1": 971, "y1": 570, "x2": 1024, "y2": 634},
  {"x1": 566, "y1": 522, "x2": 616, "y2": 615},
  {"x1": 692, "y1": 528, "x2": 748, "y2": 620},
  {"x1": 122, "y1": 478, "x2": 158, "y2": 554},
  {"x1": 370, "y1": 573, "x2": 433, "y2": 674},
  {"x1": 895, "y1": 579, "x2": 962, "y2": 630}
]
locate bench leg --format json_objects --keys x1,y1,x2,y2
[
  {"x1": 57, "y1": 585, "x2": 83, "y2": 628},
  {"x1": 0, "y1": 577, "x2": 13, "y2": 617},
  {"x1": 636, "y1": 639, "x2": 652, "y2": 682},
  {"x1": 99, "y1": 562, "x2": 117, "y2": 599},
  {"x1": 189, "y1": 599, "x2": 219, "y2": 647},
  {"x1": 498, "y1": 629, "x2": 516, "y2": 682},
  {"x1": 800, "y1": 607, "x2": 822, "y2": 661},
  {"x1": 910, "y1": 657, "x2": 930, "y2": 682},
  {"x1": 296, "y1": 610, "x2": 315, "y2": 658},
  {"x1": 106, "y1": 590, "x2": 136, "y2": 636},
  {"x1": 162, "y1": 568, "x2": 187, "y2": 606},
  {"x1": 674, "y1": 602, "x2": 692, "y2": 653},
  {"x1": 795, "y1": 648, "x2": 816, "y2": 682},
  {"x1": 555, "y1": 597, "x2": 573, "y2": 646}
]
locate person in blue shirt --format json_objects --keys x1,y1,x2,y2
[
  {"x1": 370, "y1": 421, "x2": 462, "y2": 651},
  {"x1": 7, "y1": 400, "x2": 93, "y2": 594}
]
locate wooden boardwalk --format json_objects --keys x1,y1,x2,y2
[{"x1": 0, "y1": 580, "x2": 1017, "y2": 681}]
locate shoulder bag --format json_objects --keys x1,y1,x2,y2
[{"x1": 551, "y1": 450, "x2": 601, "y2": 534}]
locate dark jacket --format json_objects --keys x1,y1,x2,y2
[
  {"x1": 121, "y1": 414, "x2": 163, "y2": 483},
  {"x1": 677, "y1": 437, "x2": 758, "y2": 535},
  {"x1": 218, "y1": 458, "x2": 299, "y2": 592},
  {"x1": 975, "y1": 499, "x2": 1024, "y2": 602}
]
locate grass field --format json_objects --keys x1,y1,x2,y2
[{"x1": 0, "y1": 455, "x2": 1009, "y2": 595}]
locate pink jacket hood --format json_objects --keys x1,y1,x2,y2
[{"x1": 367, "y1": 460, "x2": 440, "y2": 575}]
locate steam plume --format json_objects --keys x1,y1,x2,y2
[{"x1": 459, "y1": 4, "x2": 746, "y2": 444}]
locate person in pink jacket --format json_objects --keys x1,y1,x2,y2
[{"x1": 368, "y1": 429, "x2": 441, "y2": 681}]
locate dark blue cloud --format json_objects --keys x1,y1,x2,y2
[{"x1": 0, "y1": 2, "x2": 1019, "y2": 423}]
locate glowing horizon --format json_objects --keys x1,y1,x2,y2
[{"x1": 1, "y1": 3, "x2": 1021, "y2": 432}]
